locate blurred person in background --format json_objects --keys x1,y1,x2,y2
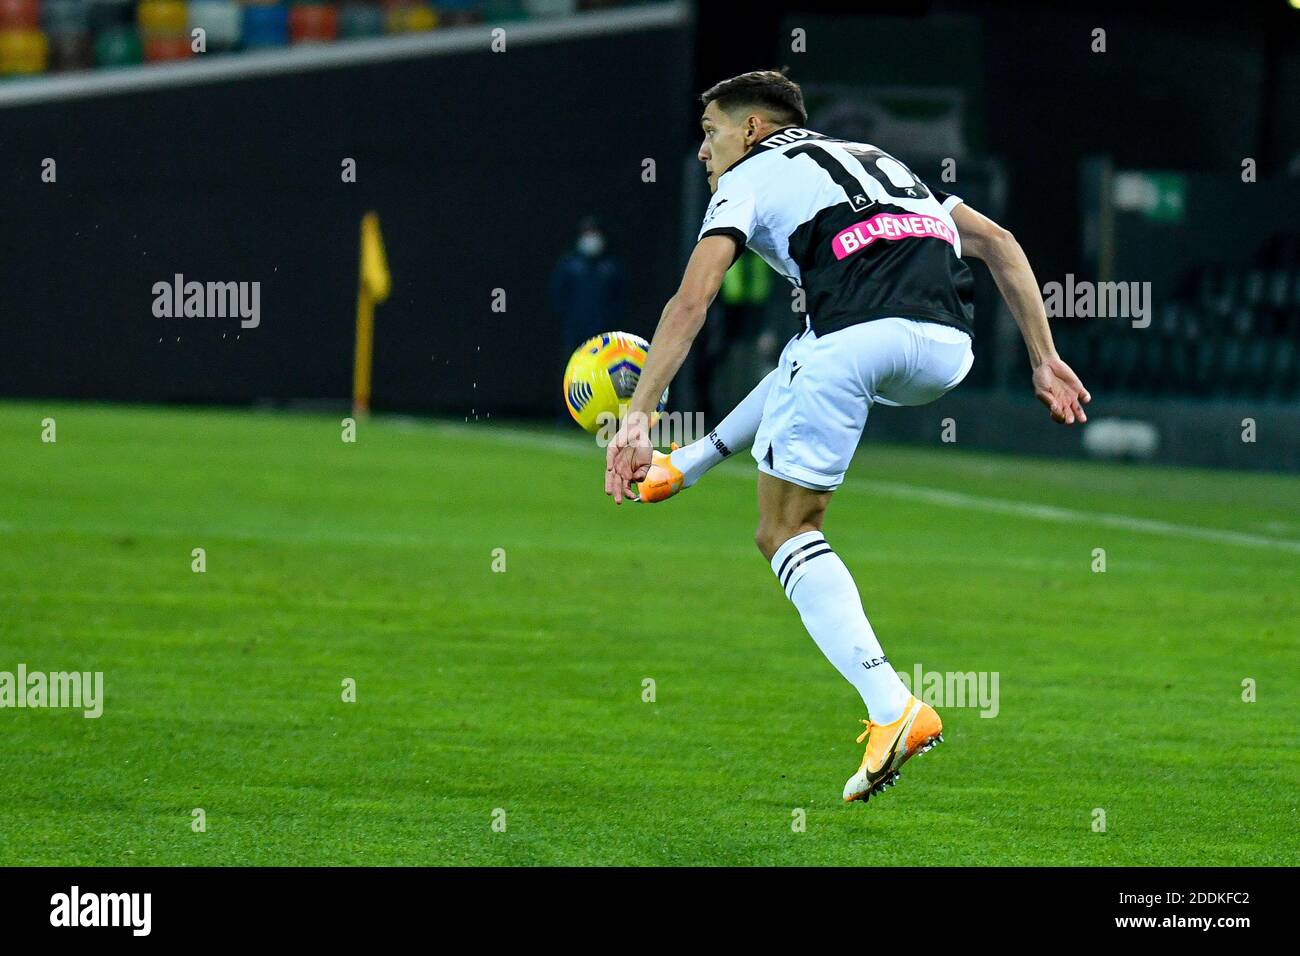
[
  {"x1": 551, "y1": 215, "x2": 627, "y2": 422},
  {"x1": 551, "y1": 216, "x2": 627, "y2": 352}
]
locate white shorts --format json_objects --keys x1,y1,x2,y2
[{"x1": 753, "y1": 317, "x2": 974, "y2": 491}]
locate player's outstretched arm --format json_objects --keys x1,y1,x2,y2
[
  {"x1": 604, "y1": 235, "x2": 735, "y2": 503},
  {"x1": 952, "y1": 203, "x2": 1091, "y2": 425}
]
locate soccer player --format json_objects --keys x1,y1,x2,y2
[{"x1": 604, "y1": 70, "x2": 1090, "y2": 803}]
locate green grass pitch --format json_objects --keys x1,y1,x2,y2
[{"x1": 0, "y1": 401, "x2": 1296, "y2": 866}]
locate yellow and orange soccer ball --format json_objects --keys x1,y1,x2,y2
[{"x1": 562, "y1": 331, "x2": 668, "y2": 433}]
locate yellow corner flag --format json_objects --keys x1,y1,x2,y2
[{"x1": 353, "y1": 212, "x2": 391, "y2": 417}]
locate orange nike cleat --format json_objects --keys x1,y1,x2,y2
[
  {"x1": 631, "y1": 443, "x2": 684, "y2": 503},
  {"x1": 842, "y1": 695, "x2": 944, "y2": 803}
]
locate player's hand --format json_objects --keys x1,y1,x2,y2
[
  {"x1": 604, "y1": 413, "x2": 653, "y2": 505},
  {"x1": 1032, "y1": 355, "x2": 1091, "y2": 425}
]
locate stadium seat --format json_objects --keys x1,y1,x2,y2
[
  {"x1": 242, "y1": 2, "x2": 289, "y2": 48},
  {"x1": 1193, "y1": 338, "x2": 1217, "y2": 393},
  {"x1": 1158, "y1": 301, "x2": 1181, "y2": 338},
  {"x1": 189, "y1": 0, "x2": 242, "y2": 51},
  {"x1": 87, "y1": 0, "x2": 133, "y2": 32},
  {"x1": 1265, "y1": 269, "x2": 1289, "y2": 315},
  {"x1": 144, "y1": 33, "x2": 193, "y2": 60},
  {"x1": 41, "y1": 0, "x2": 92, "y2": 70},
  {"x1": 0, "y1": 0, "x2": 38, "y2": 30},
  {"x1": 137, "y1": 0, "x2": 188, "y2": 37},
  {"x1": 481, "y1": 0, "x2": 527, "y2": 20},
  {"x1": 437, "y1": 0, "x2": 482, "y2": 26},
  {"x1": 385, "y1": 4, "x2": 438, "y2": 33},
  {"x1": 338, "y1": 2, "x2": 383, "y2": 38},
  {"x1": 92, "y1": 23, "x2": 142, "y2": 65},
  {"x1": 1219, "y1": 336, "x2": 1244, "y2": 396},
  {"x1": 1136, "y1": 337, "x2": 1164, "y2": 395},
  {"x1": 1231, "y1": 305, "x2": 1255, "y2": 337},
  {"x1": 1152, "y1": 241, "x2": 1300, "y2": 400},
  {"x1": 1214, "y1": 274, "x2": 1232, "y2": 315},
  {"x1": 42, "y1": 0, "x2": 91, "y2": 34},
  {"x1": 1096, "y1": 332, "x2": 1137, "y2": 392},
  {"x1": 1123, "y1": 336, "x2": 1145, "y2": 390},
  {"x1": 0, "y1": 27, "x2": 48, "y2": 73},
  {"x1": 1242, "y1": 337, "x2": 1271, "y2": 397},
  {"x1": 1243, "y1": 269, "x2": 1266, "y2": 306},
  {"x1": 1196, "y1": 263, "x2": 1220, "y2": 311},
  {"x1": 288, "y1": 2, "x2": 338, "y2": 43},
  {"x1": 1282, "y1": 307, "x2": 1300, "y2": 339},
  {"x1": 47, "y1": 28, "x2": 92, "y2": 70},
  {"x1": 1165, "y1": 338, "x2": 1191, "y2": 393},
  {"x1": 1275, "y1": 340, "x2": 1300, "y2": 398},
  {"x1": 523, "y1": 0, "x2": 577, "y2": 16}
]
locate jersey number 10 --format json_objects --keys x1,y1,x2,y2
[{"x1": 786, "y1": 142, "x2": 931, "y2": 212}]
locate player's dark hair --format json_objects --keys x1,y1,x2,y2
[{"x1": 699, "y1": 69, "x2": 808, "y2": 127}]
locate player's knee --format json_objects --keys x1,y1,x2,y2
[
  {"x1": 756, "y1": 520, "x2": 820, "y2": 561},
  {"x1": 754, "y1": 523, "x2": 781, "y2": 561}
]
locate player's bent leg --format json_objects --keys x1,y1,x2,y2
[
  {"x1": 757, "y1": 471, "x2": 942, "y2": 804},
  {"x1": 757, "y1": 475, "x2": 905, "y2": 723},
  {"x1": 754, "y1": 467, "x2": 830, "y2": 561},
  {"x1": 872, "y1": 319, "x2": 975, "y2": 408},
  {"x1": 645, "y1": 367, "x2": 779, "y2": 501}
]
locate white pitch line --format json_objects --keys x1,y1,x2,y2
[
  {"x1": 425, "y1": 421, "x2": 1300, "y2": 555},
  {"x1": 854, "y1": 480, "x2": 1300, "y2": 554}
]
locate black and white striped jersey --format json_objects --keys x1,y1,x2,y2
[{"x1": 698, "y1": 126, "x2": 975, "y2": 338}]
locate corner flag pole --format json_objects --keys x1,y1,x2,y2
[{"x1": 353, "y1": 211, "x2": 391, "y2": 417}]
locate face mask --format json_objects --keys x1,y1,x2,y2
[{"x1": 578, "y1": 233, "x2": 605, "y2": 257}]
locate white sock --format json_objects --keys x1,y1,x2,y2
[
  {"x1": 671, "y1": 367, "x2": 776, "y2": 487},
  {"x1": 770, "y1": 530, "x2": 912, "y2": 724}
]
